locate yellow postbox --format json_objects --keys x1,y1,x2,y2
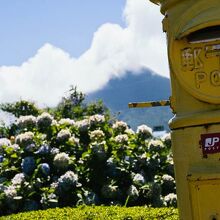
[{"x1": 149, "y1": 0, "x2": 220, "y2": 219}]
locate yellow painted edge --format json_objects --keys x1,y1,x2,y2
[{"x1": 169, "y1": 110, "x2": 220, "y2": 129}]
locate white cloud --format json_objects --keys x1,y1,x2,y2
[{"x1": 0, "y1": 0, "x2": 168, "y2": 106}]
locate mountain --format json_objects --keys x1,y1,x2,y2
[{"x1": 87, "y1": 68, "x2": 173, "y2": 131}]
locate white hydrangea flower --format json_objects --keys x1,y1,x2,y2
[
  {"x1": 58, "y1": 118, "x2": 75, "y2": 126},
  {"x1": 162, "y1": 133, "x2": 172, "y2": 148},
  {"x1": 90, "y1": 141, "x2": 106, "y2": 159},
  {"x1": 162, "y1": 133, "x2": 171, "y2": 141},
  {"x1": 112, "y1": 121, "x2": 128, "y2": 132},
  {"x1": 75, "y1": 119, "x2": 90, "y2": 132},
  {"x1": 136, "y1": 124, "x2": 152, "y2": 137},
  {"x1": 68, "y1": 136, "x2": 79, "y2": 146},
  {"x1": 89, "y1": 130, "x2": 105, "y2": 142},
  {"x1": 0, "y1": 138, "x2": 11, "y2": 152},
  {"x1": 162, "y1": 174, "x2": 174, "y2": 182},
  {"x1": 164, "y1": 193, "x2": 177, "y2": 201},
  {"x1": 0, "y1": 138, "x2": 11, "y2": 147},
  {"x1": 37, "y1": 112, "x2": 53, "y2": 128},
  {"x1": 164, "y1": 193, "x2": 177, "y2": 207},
  {"x1": 58, "y1": 171, "x2": 78, "y2": 185},
  {"x1": 127, "y1": 185, "x2": 139, "y2": 198},
  {"x1": 148, "y1": 139, "x2": 164, "y2": 152},
  {"x1": 11, "y1": 144, "x2": 20, "y2": 152},
  {"x1": 114, "y1": 134, "x2": 128, "y2": 144},
  {"x1": 15, "y1": 131, "x2": 34, "y2": 147},
  {"x1": 56, "y1": 171, "x2": 79, "y2": 193},
  {"x1": 16, "y1": 115, "x2": 36, "y2": 128},
  {"x1": 50, "y1": 181, "x2": 58, "y2": 189},
  {"x1": 53, "y1": 152, "x2": 70, "y2": 168},
  {"x1": 56, "y1": 129, "x2": 71, "y2": 142},
  {"x1": 89, "y1": 114, "x2": 105, "y2": 125},
  {"x1": 51, "y1": 119, "x2": 58, "y2": 127},
  {"x1": 167, "y1": 154, "x2": 174, "y2": 165},
  {"x1": 50, "y1": 147, "x2": 60, "y2": 156},
  {"x1": 125, "y1": 128, "x2": 135, "y2": 135},
  {"x1": 4, "y1": 185, "x2": 17, "y2": 199},
  {"x1": 11, "y1": 173, "x2": 26, "y2": 186},
  {"x1": 133, "y1": 173, "x2": 146, "y2": 186}
]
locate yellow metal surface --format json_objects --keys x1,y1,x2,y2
[
  {"x1": 170, "y1": 38, "x2": 220, "y2": 104},
  {"x1": 128, "y1": 100, "x2": 170, "y2": 108},
  {"x1": 172, "y1": 124, "x2": 220, "y2": 220},
  {"x1": 148, "y1": 0, "x2": 220, "y2": 219},
  {"x1": 169, "y1": 109, "x2": 220, "y2": 129},
  {"x1": 189, "y1": 178, "x2": 220, "y2": 220}
]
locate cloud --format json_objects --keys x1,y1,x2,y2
[{"x1": 0, "y1": 0, "x2": 168, "y2": 107}]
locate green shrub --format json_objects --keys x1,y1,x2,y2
[
  {"x1": 0, "y1": 206, "x2": 179, "y2": 220},
  {"x1": 0, "y1": 91, "x2": 175, "y2": 216}
]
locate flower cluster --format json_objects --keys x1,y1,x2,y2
[
  {"x1": 58, "y1": 118, "x2": 75, "y2": 126},
  {"x1": 37, "y1": 112, "x2": 53, "y2": 130},
  {"x1": 15, "y1": 132, "x2": 34, "y2": 147},
  {"x1": 114, "y1": 134, "x2": 128, "y2": 144},
  {"x1": 164, "y1": 193, "x2": 177, "y2": 207},
  {"x1": 136, "y1": 124, "x2": 152, "y2": 139},
  {"x1": 89, "y1": 114, "x2": 105, "y2": 125},
  {"x1": 55, "y1": 171, "x2": 80, "y2": 197},
  {"x1": 0, "y1": 111, "x2": 176, "y2": 216},
  {"x1": 89, "y1": 130, "x2": 105, "y2": 142},
  {"x1": 21, "y1": 157, "x2": 36, "y2": 175},
  {"x1": 112, "y1": 121, "x2": 128, "y2": 133},
  {"x1": 133, "y1": 173, "x2": 146, "y2": 186},
  {"x1": 11, "y1": 173, "x2": 26, "y2": 186},
  {"x1": 53, "y1": 152, "x2": 70, "y2": 169},
  {"x1": 75, "y1": 119, "x2": 90, "y2": 132},
  {"x1": 16, "y1": 115, "x2": 36, "y2": 129},
  {"x1": 56, "y1": 129, "x2": 71, "y2": 142}
]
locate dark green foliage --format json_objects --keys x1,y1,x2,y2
[
  {"x1": 0, "y1": 100, "x2": 41, "y2": 118},
  {"x1": 55, "y1": 86, "x2": 85, "y2": 119},
  {"x1": 54, "y1": 86, "x2": 109, "y2": 120},
  {"x1": 86, "y1": 100, "x2": 109, "y2": 116}
]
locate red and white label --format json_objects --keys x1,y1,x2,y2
[{"x1": 201, "y1": 133, "x2": 220, "y2": 155}]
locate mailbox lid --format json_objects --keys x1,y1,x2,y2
[{"x1": 176, "y1": 4, "x2": 220, "y2": 39}]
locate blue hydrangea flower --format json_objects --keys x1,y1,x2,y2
[
  {"x1": 0, "y1": 155, "x2": 4, "y2": 163},
  {"x1": 25, "y1": 143, "x2": 36, "y2": 152},
  {"x1": 35, "y1": 144, "x2": 50, "y2": 155},
  {"x1": 21, "y1": 157, "x2": 36, "y2": 175},
  {"x1": 39, "y1": 163, "x2": 50, "y2": 176}
]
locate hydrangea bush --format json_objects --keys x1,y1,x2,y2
[{"x1": 0, "y1": 112, "x2": 176, "y2": 216}]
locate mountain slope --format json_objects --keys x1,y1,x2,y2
[{"x1": 87, "y1": 69, "x2": 173, "y2": 130}]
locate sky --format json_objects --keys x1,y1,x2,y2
[{"x1": 0, "y1": 0, "x2": 168, "y2": 107}]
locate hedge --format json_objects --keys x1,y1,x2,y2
[{"x1": 0, "y1": 206, "x2": 179, "y2": 220}]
